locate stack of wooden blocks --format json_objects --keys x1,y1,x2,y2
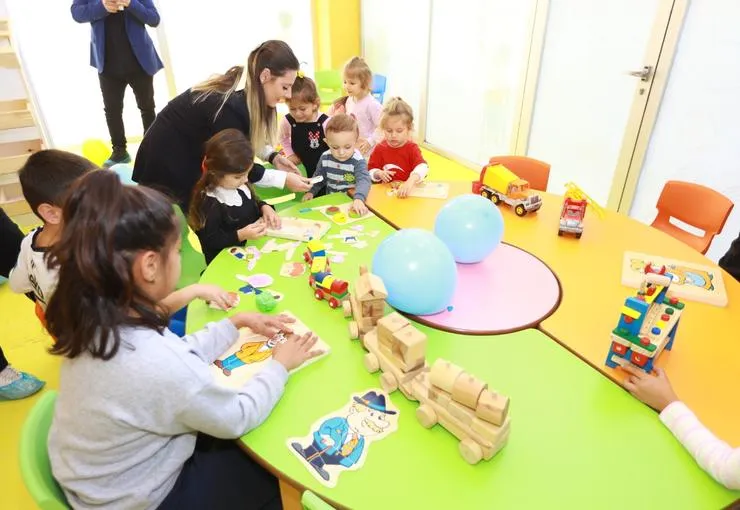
[
  {"x1": 345, "y1": 266, "x2": 388, "y2": 340},
  {"x1": 376, "y1": 312, "x2": 427, "y2": 372}
]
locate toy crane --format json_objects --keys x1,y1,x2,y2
[{"x1": 558, "y1": 182, "x2": 605, "y2": 238}]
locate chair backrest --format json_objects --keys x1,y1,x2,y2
[
  {"x1": 371, "y1": 74, "x2": 387, "y2": 103},
  {"x1": 302, "y1": 490, "x2": 335, "y2": 510},
  {"x1": 19, "y1": 390, "x2": 70, "y2": 510},
  {"x1": 488, "y1": 155, "x2": 551, "y2": 192},
  {"x1": 314, "y1": 70, "x2": 343, "y2": 92},
  {"x1": 651, "y1": 180, "x2": 734, "y2": 254}
]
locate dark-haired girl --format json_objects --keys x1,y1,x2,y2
[{"x1": 46, "y1": 171, "x2": 321, "y2": 508}]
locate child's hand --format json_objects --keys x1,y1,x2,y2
[
  {"x1": 232, "y1": 312, "x2": 295, "y2": 337},
  {"x1": 196, "y1": 284, "x2": 236, "y2": 310},
  {"x1": 351, "y1": 199, "x2": 368, "y2": 216},
  {"x1": 238, "y1": 220, "x2": 267, "y2": 241},
  {"x1": 357, "y1": 138, "x2": 371, "y2": 155},
  {"x1": 272, "y1": 331, "x2": 324, "y2": 371},
  {"x1": 397, "y1": 180, "x2": 417, "y2": 198},
  {"x1": 285, "y1": 173, "x2": 312, "y2": 192},
  {"x1": 621, "y1": 365, "x2": 679, "y2": 412},
  {"x1": 302, "y1": 192, "x2": 314, "y2": 202},
  {"x1": 375, "y1": 169, "x2": 395, "y2": 183},
  {"x1": 261, "y1": 205, "x2": 281, "y2": 229}
]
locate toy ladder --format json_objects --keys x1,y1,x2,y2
[
  {"x1": 564, "y1": 182, "x2": 606, "y2": 218},
  {"x1": 0, "y1": 18, "x2": 46, "y2": 218}
]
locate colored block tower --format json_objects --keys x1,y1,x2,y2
[{"x1": 605, "y1": 264, "x2": 685, "y2": 372}]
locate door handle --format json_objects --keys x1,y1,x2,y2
[{"x1": 627, "y1": 65, "x2": 653, "y2": 82}]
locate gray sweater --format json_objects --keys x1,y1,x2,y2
[
  {"x1": 48, "y1": 319, "x2": 288, "y2": 510},
  {"x1": 309, "y1": 149, "x2": 372, "y2": 200}
]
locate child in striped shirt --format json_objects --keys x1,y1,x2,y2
[
  {"x1": 302, "y1": 114, "x2": 371, "y2": 216},
  {"x1": 623, "y1": 365, "x2": 740, "y2": 489}
]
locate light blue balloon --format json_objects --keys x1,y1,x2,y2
[
  {"x1": 372, "y1": 229, "x2": 457, "y2": 315},
  {"x1": 109, "y1": 163, "x2": 135, "y2": 185},
  {"x1": 434, "y1": 194, "x2": 504, "y2": 263}
]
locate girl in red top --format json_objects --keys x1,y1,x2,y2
[{"x1": 368, "y1": 97, "x2": 429, "y2": 198}]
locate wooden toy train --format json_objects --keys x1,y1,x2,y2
[{"x1": 304, "y1": 240, "x2": 349, "y2": 309}]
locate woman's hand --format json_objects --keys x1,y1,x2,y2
[
  {"x1": 238, "y1": 220, "x2": 267, "y2": 241},
  {"x1": 274, "y1": 154, "x2": 300, "y2": 174},
  {"x1": 302, "y1": 192, "x2": 314, "y2": 202},
  {"x1": 195, "y1": 284, "x2": 236, "y2": 310},
  {"x1": 261, "y1": 205, "x2": 281, "y2": 229},
  {"x1": 351, "y1": 199, "x2": 368, "y2": 216},
  {"x1": 272, "y1": 331, "x2": 324, "y2": 371},
  {"x1": 102, "y1": 0, "x2": 120, "y2": 13},
  {"x1": 622, "y1": 365, "x2": 679, "y2": 412},
  {"x1": 287, "y1": 154, "x2": 302, "y2": 166},
  {"x1": 285, "y1": 173, "x2": 312, "y2": 192},
  {"x1": 375, "y1": 169, "x2": 395, "y2": 183},
  {"x1": 231, "y1": 313, "x2": 295, "y2": 337}
]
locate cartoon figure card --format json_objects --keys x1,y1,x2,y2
[
  {"x1": 287, "y1": 389, "x2": 399, "y2": 488},
  {"x1": 211, "y1": 311, "x2": 329, "y2": 388}
]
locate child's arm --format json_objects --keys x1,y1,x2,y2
[
  {"x1": 365, "y1": 98, "x2": 384, "y2": 147},
  {"x1": 353, "y1": 158, "x2": 372, "y2": 202},
  {"x1": 160, "y1": 284, "x2": 235, "y2": 314},
  {"x1": 7, "y1": 241, "x2": 32, "y2": 295},
  {"x1": 125, "y1": 0, "x2": 161, "y2": 27},
  {"x1": 279, "y1": 117, "x2": 295, "y2": 159},
  {"x1": 408, "y1": 143, "x2": 429, "y2": 181},
  {"x1": 660, "y1": 402, "x2": 740, "y2": 489},
  {"x1": 71, "y1": 0, "x2": 110, "y2": 23},
  {"x1": 304, "y1": 156, "x2": 328, "y2": 200}
]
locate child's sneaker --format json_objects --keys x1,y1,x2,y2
[
  {"x1": 103, "y1": 147, "x2": 132, "y2": 168},
  {"x1": 0, "y1": 366, "x2": 45, "y2": 400}
]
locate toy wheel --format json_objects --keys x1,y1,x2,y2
[
  {"x1": 416, "y1": 404, "x2": 438, "y2": 429},
  {"x1": 342, "y1": 300, "x2": 353, "y2": 317},
  {"x1": 363, "y1": 353, "x2": 380, "y2": 373},
  {"x1": 329, "y1": 297, "x2": 340, "y2": 309},
  {"x1": 491, "y1": 194, "x2": 501, "y2": 205},
  {"x1": 459, "y1": 438, "x2": 483, "y2": 465},
  {"x1": 557, "y1": 230, "x2": 563, "y2": 236},
  {"x1": 314, "y1": 289, "x2": 324, "y2": 301},
  {"x1": 380, "y1": 372, "x2": 398, "y2": 393},
  {"x1": 481, "y1": 190, "x2": 492, "y2": 199},
  {"x1": 348, "y1": 321, "x2": 359, "y2": 339},
  {"x1": 515, "y1": 205, "x2": 527, "y2": 217},
  {"x1": 576, "y1": 232, "x2": 582, "y2": 239}
]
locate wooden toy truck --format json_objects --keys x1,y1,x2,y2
[
  {"x1": 472, "y1": 161, "x2": 542, "y2": 216},
  {"x1": 343, "y1": 266, "x2": 388, "y2": 340},
  {"x1": 363, "y1": 312, "x2": 511, "y2": 464}
]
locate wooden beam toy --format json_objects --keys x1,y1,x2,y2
[
  {"x1": 343, "y1": 266, "x2": 388, "y2": 340},
  {"x1": 606, "y1": 265, "x2": 685, "y2": 372}
]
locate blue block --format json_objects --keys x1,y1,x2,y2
[{"x1": 651, "y1": 326, "x2": 661, "y2": 335}]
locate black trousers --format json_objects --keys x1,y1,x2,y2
[
  {"x1": 98, "y1": 72, "x2": 156, "y2": 151},
  {"x1": 157, "y1": 436, "x2": 282, "y2": 510}
]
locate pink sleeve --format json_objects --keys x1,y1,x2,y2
[
  {"x1": 279, "y1": 117, "x2": 294, "y2": 157},
  {"x1": 660, "y1": 401, "x2": 740, "y2": 490},
  {"x1": 366, "y1": 98, "x2": 383, "y2": 145}
]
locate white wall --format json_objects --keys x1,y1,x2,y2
[{"x1": 630, "y1": 0, "x2": 740, "y2": 262}]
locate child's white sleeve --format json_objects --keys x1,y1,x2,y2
[
  {"x1": 411, "y1": 163, "x2": 429, "y2": 180},
  {"x1": 279, "y1": 117, "x2": 294, "y2": 157},
  {"x1": 8, "y1": 237, "x2": 32, "y2": 295},
  {"x1": 660, "y1": 401, "x2": 740, "y2": 490}
]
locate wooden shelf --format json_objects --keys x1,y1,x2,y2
[
  {"x1": 0, "y1": 46, "x2": 18, "y2": 69},
  {"x1": 0, "y1": 139, "x2": 42, "y2": 175},
  {"x1": 0, "y1": 100, "x2": 33, "y2": 130}
]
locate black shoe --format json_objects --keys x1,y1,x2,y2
[
  {"x1": 103, "y1": 148, "x2": 131, "y2": 168},
  {"x1": 310, "y1": 462, "x2": 331, "y2": 481},
  {"x1": 291, "y1": 442, "x2": 306, "y2": 458}
]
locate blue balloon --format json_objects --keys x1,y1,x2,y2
[
  {"x1": 372, "y1": 229, "x2": 457, "y2": 315},
  {"x1": 109, "y1": 163, "x2": 135, "y2": 185},
  {"x1": 434, "y1": 194, "x2": 504, "y2": 263}
]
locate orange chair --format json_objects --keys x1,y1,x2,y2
[
  {"x1": 488, "y1": 155, "x2": 551, "y2": 192},
  {"x1": 651, "y1": 180, "x2": 734, "y2": 254}
]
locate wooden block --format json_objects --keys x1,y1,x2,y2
[
  {"x1": 475, "y1": 389, "x2": 510, "y2": 426},
  {"x1": 448, "y1": 400, "x2": 474, "y2": 426},
  {"x1": 451, "y1": 373, "x2": 487, "y2": 409},
  {"x1": 482, "y1": 428, "x2": 510, "y2": 461},
  {"x1": 355, "y1": 272, "x2": 388, "y2": 301},
  {"x1": 471, "y1": 416, "x2": 510, "y2": 444},
  {"x1": 377, "y1": 312, "x2": 409, "y2": 347},
  {"x1": 430, "y1": 359, "x2": 464, "y2": 393},
  {"x1": 409, "y1": 373, "x2": 429, "y2": 400},
  {"x1": 362, "y1": 300, "x2": 382, "y2": 317},
  {"x1": 428, "y1": 387, "x2": 451, "y2": 408},
  {"x1": 393, "y1": 325, "x2": 427, "y2": 367}
]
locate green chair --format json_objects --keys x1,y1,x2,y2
[
  {"x1": 302, "y1": 490, "x2": 334, "y2": 510},
  {"x1": 314, "y1": 69, "x2": 344, "y2": 108},
  {"x1": 173, "y1": 205, "x2": 206, "y2": 289},
  {"x1": 19, "y1": 390, "x2": 69, "y2": 510}
]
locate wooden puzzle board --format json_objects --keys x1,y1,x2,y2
[
  {"x1": 211, "y1": 311, "x2": 330, "y2": 389},
  {"x1": 315, "y1": 203, "x2": 373, "y2": 226},
  {"x1": 265, "y1": 217, "x2": 331, "y2": 242},
  {"x1": 621, "y1": 251, "x2": 728, "y2": 307},
  {"x1": 390, "y1": 181, "x2": 450, "y2": 199}
]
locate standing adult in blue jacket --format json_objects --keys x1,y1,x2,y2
[{"x1": 71, "y1": 0, "x2": 163, "y2": 167}]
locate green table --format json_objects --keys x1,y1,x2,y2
[{"x1": 188, "y1": 194, "x2": 737, "y2": 509}]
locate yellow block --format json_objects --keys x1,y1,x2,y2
[{"x1": 620, "y1": 306, "x2": 641, "y2": 320}]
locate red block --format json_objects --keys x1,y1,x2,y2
[
  {"x1": 661, "y1": 313, "x2": 670, "y2": 321},
  {"x1": 631, "y1": 351, "x2": 649, "y2": 367},
  {"x1": 612, "y1": 341, "x2": 628, "y2": 356}
]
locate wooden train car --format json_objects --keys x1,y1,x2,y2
[
  {"x1": 343, "y1": 266, "x2": 388, "y2": 340},
  {"x1": 303, "y1": 239, "x2": 349, "y2": 309}
]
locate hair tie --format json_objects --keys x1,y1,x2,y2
[{"x1": 297, "y1": 70, "x2": 305, "y2": 79}]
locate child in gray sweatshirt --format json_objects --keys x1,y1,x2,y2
[{"x1": 44, "y1": 171, "x2": 322, "y2": 510}]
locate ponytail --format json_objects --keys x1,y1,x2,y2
[{"x1": 46, "y1": 171, "x2": 178, "y2": 360}]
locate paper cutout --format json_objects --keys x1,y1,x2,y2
[
  {"x1": 265, "y1": 217, "x2": 331, "y2": 242},
  {"x1": 211, "y1": 311, "x2": 329, "y2": 388},
  {"x1": 315, "y1": 203, "x2": 373, "y2": 226},
  {"x1": 387, "y1": 181, "x2": 450, "y2": 200},
  {"x1": 280, "y1": 262, "x2": 307, "y2": 278},
  {"x1": 236, "y1": 273, "x2": 274, "y2": 288},
  {"x1": 287, "y1": 389, "x2": 399, "y2": 488}
]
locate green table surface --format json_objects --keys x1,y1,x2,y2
[{"x1": 187, "y1": 194, "x2": 737, "y2": 509}]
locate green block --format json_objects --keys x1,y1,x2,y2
[
  {"x1": 675, "y1": 302, "x2": 685, "y2": 310},
  {"x1": 665, "y1": 307, "x2": 675, "y2": 315}
]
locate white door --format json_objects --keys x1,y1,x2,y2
[
  {"x1": 423, "y1": 0, "x2": 537, "y2": 167},
  {"x1": 526, "y1": 0, "x2": 672, "y2": 205},
  {"x1": 629, "y1": 1, "x2": 740, "y2": 261}
]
